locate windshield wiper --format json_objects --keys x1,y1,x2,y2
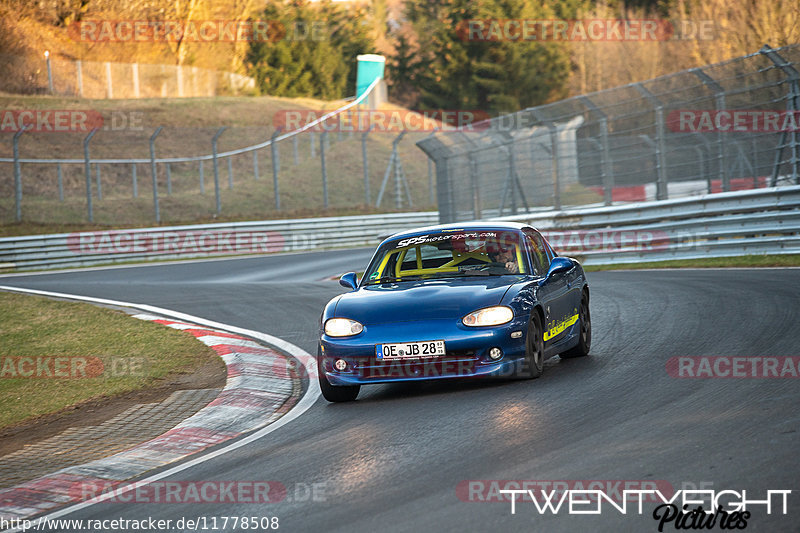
[
  {"x1": 458, "y1": 269, "x2": 490, "y2": 276},
  {"x1": 364, "y1": 275, "x2": 421, "y2": 285}
]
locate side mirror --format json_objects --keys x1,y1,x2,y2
[
  {"x1": 339, "y1": 272, "x2": 358, "y2": 290},
  {"x1": 538, "y1": 257, "x2": 573, "y2": 286}
]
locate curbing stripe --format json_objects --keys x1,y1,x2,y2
[{"x1": 0, "y1": 286, "x2": 319, "y2": 528}]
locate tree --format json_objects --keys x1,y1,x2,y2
[
  {"x1": 401, "y1": 0, "x2": 571, "y2": 114},
  {"x1": 246, "y1": 0, "x2": 375, "y2": 99},
  {"x1": 386, "y1": 31, "x2": 420, "y2": 107}
]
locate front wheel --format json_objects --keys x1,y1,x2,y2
[
  {"x1": 561, "y1": 294, "x2": 591, "y2": 358},
  {"x1": 519, "y1": 312, "x2": 544, "y2": 379},
  {"x1": 317, "y1": 354, "x2": 360, "y2": 402}
]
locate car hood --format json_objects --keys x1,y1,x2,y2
[{"x1": 334, "y1": 276, "x2": 523, "y2": 324}]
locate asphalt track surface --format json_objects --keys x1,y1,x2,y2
[{"x1": 2, "y1": 250, "x2": 799, "y2": 532}]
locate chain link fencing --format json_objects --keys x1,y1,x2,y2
[
  {"x1": 417, "y1": 44, "x2": 800, "y2": 224},
  {"x1": 0, "y1": 78, "x2": 439, "y2": 226},
  {"x1": 0, "y1": 54, "x2": 255, "y2": 98}
]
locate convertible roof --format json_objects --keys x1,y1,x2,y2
[{"x1": 385, "y1": 221, "x2": 532, "y2": 242}]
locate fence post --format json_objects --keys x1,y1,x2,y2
[
  {"x1": 376, "y1": 131, "x2": 407, "y2": 208},
  {"x1": 83, "y1": 128, "x2": 98, "y2": 223},
  {"x1": 292, "y1": 135, "x2": 299, "y2": 165},
  {"x1": 212, "y1": 127, "x2": 227, "y2": 215},
  {"x1": 132, "y1": 63, "x2": 140, "y2": 98},
  {"x1": 13, "y1": 126, "x2": 30, "y2": 222},
  {"x1": 634, "y1": 83, "x2": 668, "y2": 200},
  {"x1": 497, "y1": 145, "x2": 516, "y2": 216},
  {"x1": 105, "y1": 61, "x2": 113, "y2": 99},
  {"x1": 253, "y1": 150, "x2": 259, "y2": 181},
  {"x1": 760, "y1": 45, "x2": 800, "y2": 185},
  {"x1": 57, "y1": 163, "x2": 64, "y2": 201},
  {"x1": 530, "y1": 110, "x2": 562, "y2": 210},
  {"x1": 227, "y1": 157, "x2": 234, "y2": 189},
  {"x1": 468, "y1": 154, "x2": 481, "y2": 219},
  {"x1": 375, "y1": 151, "x2": 394, "y2": 208},
  {"x1": 579, "y1": 96, "x2": 614, "y2": 205},
  {"x1": 320, "y1": 131, "x2": 328, "y2": 208},
  {"x1": 177, "y1": 65, "x2": 184, "y2": 98},
  {"x1": 149, "y1": 126, "x2": 164, "y2": 223},
  {"x1": 45, "y1": 51, "x2": 54, "y2": 94},
  {"x1": 428, "y1": 158, "x2": 434, "y2": 205},
  {"x1": 271, "y1": 128, "x2": 281, "y2": 210},
  {"x1": 76, "y1": 59, "x2": 83, "y2": 97},
  {"x1": 166, "y1": 163, "x2": 172, "y2": 195},
  {"x1": 95, "y1": 163, "x2": 102, "y2": 199},
  {"x1": 132, "y1": 163, "x2": 138, "y2": 198},
  {"x1": 361, "y1": 127, "x2": 371, "y2": 204},
  {"x1": 199, "y1": 160, "x2": 205, "y2": 194},
  {"x1": 690, "y1": 67, "x2": 729, "y2": 192},
  {"x1": 393, "y1": 131, "x2": 408, "y2": 209}
]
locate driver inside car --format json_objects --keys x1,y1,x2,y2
[{"x1": 487, "y1": 244, "x2": 519, "y2": 273}]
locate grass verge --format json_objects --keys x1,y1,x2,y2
[
  {"x1": 0, "y1": 291, "x2": 222, "y2": 429},
  {"x1": 584, "y1": 254, "x2": 800, "y2": 272}
]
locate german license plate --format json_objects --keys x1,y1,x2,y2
[{"x1": 376, "y1": 340, "x2": 446, "y2": 360}]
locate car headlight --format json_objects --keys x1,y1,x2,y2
[
  {"x1": 324, "y1": 318, "x2": 364, "y2": 337},
  {"x1": 462, "y1": 306, "x2": 514, "y2": 327}
]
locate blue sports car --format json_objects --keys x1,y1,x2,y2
[{"x1": 317, "y1": 222, "x2": 591, "y2": 402}]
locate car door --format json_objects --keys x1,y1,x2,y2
[
  {"x1": 524, "y1": 230, "x2": 570, "y2": 348},
  {"x1": 526, "y1": 231, "x2": 580, "y2": 348},
  {"x1": 540, "y1": 231, "x2": 583, "y2": 347}
]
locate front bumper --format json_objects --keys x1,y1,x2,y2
[{"x1": 319, "y1": 316, "x2": 529, "y2": 385}]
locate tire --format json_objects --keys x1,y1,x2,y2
[
  {"x1": 317, "y1": 354, "x2": 360, "y2": 402},
  {"x1": 519, "y1": 312, "x2": 544, "y2": 379},
  {"x1": 561, "y1": 293, "x2": 591, "y2": 359}
]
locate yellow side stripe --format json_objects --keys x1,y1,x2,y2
[{"x1": 543, "y1": 313, "x2": 579, "y2": 341}]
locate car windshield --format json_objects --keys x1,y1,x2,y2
[{"x1": 362, "y1": 230, "x2": 527, "y2": 284}]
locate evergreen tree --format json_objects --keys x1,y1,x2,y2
[
  {"x1": 246, "y1": 0, "x2": 375, "y2": 99},
  {"x1": 403, "y1": 0, "x2": 571, "y2": 114}
]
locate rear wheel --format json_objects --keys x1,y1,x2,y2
[
  {"x1": 561, "y1": 294, "x2": 591, "y2": 359},
  {"x1": 519, "y1": 312, "x2": 544, "y2": 379},
  {"x1": 317, "y1": 353, "x2": 360, "y2": 402}
]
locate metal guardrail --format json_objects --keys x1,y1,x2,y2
[
  {"x1": 1, "y1": 186, "x2": 798, "y2": 271},
  {"x1": 0, "y1": 212, "x2": 438, "y2": 271},
  {"x1": 496, "y1": 185, "x2": 800, "y2": 265}
]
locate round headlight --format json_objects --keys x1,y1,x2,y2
[
  {"x1": 462, "y1": 306, "x2": 514, "y2": 327},
  {"x1": 324, "y1": 318, "x2": 364, "y2": 337}
]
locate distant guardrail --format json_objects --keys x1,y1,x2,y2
[
  {"x1": 0, "y1": 212, "x2": 438, "y2": 271},
  {"x1": 1, "y1": 186, "x2": 798, "y2": 271},
  {"x1": 497, "y1": 185, "x2": 800, "y2": 265}
]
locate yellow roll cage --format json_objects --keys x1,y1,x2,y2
[{"x1": 372, "y1": 243, "x2": 527, "y2": 279}]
